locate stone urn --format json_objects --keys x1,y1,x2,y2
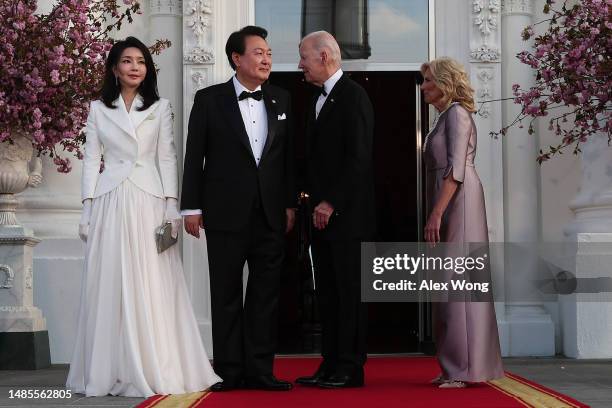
[
  {"x1": 0, "y1": 132, "x2": 49, "y2": 369},
  {"x1": 0, "y1": 131, "x2": 42, "y2": 226}
]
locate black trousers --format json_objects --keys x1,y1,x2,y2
[
  {"x1": 205, "y1": 206, "x2": 284, "y2": 381},
  {"x1": 311, "y1": 238, "x2": 367, "y2": 375}
]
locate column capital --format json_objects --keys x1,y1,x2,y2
[
  {"x1": 501, "y1": 0, "x2": 535, "y2": 17},
  {"x1": 150, "y1": 0, "x2": 183, "y2": 17}
]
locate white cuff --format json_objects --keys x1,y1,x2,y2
[{"x1": 181, "y1": 209, "x2": 202, "y2": 216}]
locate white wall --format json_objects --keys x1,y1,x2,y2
[
  {"x1": 531, "y1": 0, "x2": 581, "y2": 244},
  {"x1": 531, "y1": 0, "x2": 581, "y2": 354}
]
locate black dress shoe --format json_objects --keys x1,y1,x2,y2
[
  {"x1": 295, "y1": 368, "x2": 331, "y2": 386},
  {"x1": 209, "y1": 379, "x2": 242, "y2": 391},
  {"x1": 317, "y1": 373, "x2": 364, "y2": 389},
  {"x1": 244, "y1": 375, "x2": 293, "y2": 391}
]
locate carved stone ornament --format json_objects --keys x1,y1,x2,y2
[
  {"x1": 473, "y1": 0, "x2": 500, "y2": 37},
  {"x1": 471, "y1": 45, "x2": 500, "y2": 62},
  {"x1": 0, "y1": 131, "x2": 43, "y2": 225},
  {"x1": 0, "y1": 131, "x2": 32, "y2": 162},
  {"x1": 25, "y1": 267, "x2": 33, "y2": 289},
  {"x1": 0, "y1": 264, "x2": 14, "y2": 289},
  {"x1": 501, "y1": 0, "x2": 534, "y2": 16},
  {"x1": 185, "y1": 0, "x2": 214, "y2": 64},
  {"x1": 185, "y1": 47, "x2": 214, "y2": 64},
  {"x1": 471, "y1": 0, "x2": 501, "y2": 62},
  {"x1": 476, "y1": 69, "x2": 495, "y2": 118},
  {"x1": 150, "y1": 0, "x2": 183, "y2": 16},
  {"x1": 191, "y1": 71, "x2": 207, "y2": 95},
  {"x1": 0, "y1": 305, "x2": 29, "y2": 312}
]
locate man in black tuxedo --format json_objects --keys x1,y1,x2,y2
[
  {"x1": 181, "y1": 26, "x2": 295, "y2": 391},
  {"x1": 295, "y1": 31, "x2": 376, "y2": 388}
]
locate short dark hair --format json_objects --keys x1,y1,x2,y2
[
  {"x1": 225, "y1": 26, "x2": 268, "y2": 70},
  {"x1": 101, "y1": 36, "x2": 159, "y2": 111}
]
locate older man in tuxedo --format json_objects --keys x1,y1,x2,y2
[
  {"x1": 296, "y1": 31, "x2": 376, "y2": 388},
  {"x1": 181, "y1": 26, "x2": 295, "y2": 391}
]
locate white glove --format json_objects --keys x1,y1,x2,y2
[
  {"x1": 79, "y1": 199, "x2": 92, "y2": 242},
  {"x1": 164, "y1": 197, "x2": 182, "y2": 239}
]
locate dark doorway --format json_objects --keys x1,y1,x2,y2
[{"x1": 273, "y1": 71, "x2": 429, "y2": 354}]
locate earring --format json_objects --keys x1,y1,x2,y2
[{"x1": 115, "y1": 76, "x2": 118, "y2": 86}]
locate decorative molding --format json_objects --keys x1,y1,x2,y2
[
  {"x1": 476, "y1": 68, "x2": 495, "y2": 118},
  {"x1": 471, "y1": 1, "x2": 501, "y2": 63},
  {"x1": 186, "y1": 0, "x2": 211, "y2": 36},
  {"x1": 473, "y1": 0, "x2": 500, "y2": 37},
  {"x1": 185, "y1": 47, "x2": 214, "y2": 64},
  {"x1": 0, "y1": 264, "x2": 14, "y2": 289},
  {"x1": 184, "y1": 0, "x2": 214, "y2": 64},
  {"x1": 0, "y1": 236, "x2": 41, "y2": 246},
  {"x1": 25, "y1": 267, "x2": 32, "y2": 289},
  {"x1": 150, "y1": 0, "x2": 183, "y2": 16},
  {"x1": 191, "y1": 71, "x2": 207, "y2": 96},
  {"x1": 0, "y1": 305, "x2": 29, "y2": 312},
  {"x1": 501, "y1": 0, "x2": 534, "y2": 16},
  {"x1": 471, "y1": 45, "x2": 500, "y2": 62}
]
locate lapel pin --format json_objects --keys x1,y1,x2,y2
[
  {"x1": 272, "y1": 99, "x2": 276, "y2": 104},
  {"x1": 331, "y1": 98, "x2": 335, "y2": 103}
]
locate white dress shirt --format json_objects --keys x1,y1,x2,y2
[
  {"x1": 233, "y1": 76, "x2": 268, "y2": 166},
  {"x1": 316, "y1": 68, "x2": 343, "y2": 119},
  {"x1": 182, "y1": 76, "x2": 269, "y2": 216}
]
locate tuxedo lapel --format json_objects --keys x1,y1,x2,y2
[
  {"x1": 307, "y1": 93, "x2": 317, "y2": 127},
  {"x1": 260, "y1": 87, "x2": 278, "y2": 161},
  {"x1": 316, "y1": 74, "x2": 347, "y2": 126},
  {"x1": 220, "y1": 80, "x2": 255, "y2": 161},
  {"x1": 305, "y1": 93, "x2": 318, "y2": 156},
  {"x1": 99, "y1": 96, "x2": 136, "y2": 139}
]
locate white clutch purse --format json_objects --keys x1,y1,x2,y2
[{"x1": 155, "y1": 222, "x2": 177, "y2": 253}]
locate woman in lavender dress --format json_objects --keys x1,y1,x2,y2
[{"x1": 421, "y1": 57, "x2": 504, "y2": 388}]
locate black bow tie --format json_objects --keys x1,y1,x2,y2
[
  {"x1": 317, "y1": 86, "x2": 328, "y2": 97},
  {"x1": 238, "y1": 90, "x2": 263, "y2": 101}
]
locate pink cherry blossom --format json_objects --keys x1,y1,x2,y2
[
  {"x1": 50, "y1": 70, "x2": 61, "y2": 84},
  {"x1": 492, "y1": 0, "x2": 611, "y2": 163},
  {"x1": 0, "y1": 0, "x2": 170, "y2": 173}
]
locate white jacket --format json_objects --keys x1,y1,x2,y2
[{"x1": 81, "y1": 95, "x2": 178, "y2": 201}]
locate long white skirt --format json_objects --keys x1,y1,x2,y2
[{"x1": 66, "y1": 180, "x2": 220, "y2": 397}]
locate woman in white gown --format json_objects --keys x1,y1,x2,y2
[{"x1": 66, "y1": 37, "x2": 220, "y2": 397}]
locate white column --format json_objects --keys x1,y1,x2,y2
[
  {"x1": 150, "y1": 0, "x2": 184, "y2": 162},
  {"x1": 467, "y1": 0, "x2": 509, "y2": 355},
  {"x1": 562, "y1": 134, "x2": 612, "y2": 358},
  {"x1": 182, "y1": 0, "x2": 216, "y2": 353},
  {"x1": 501, "y1": 0, "x2": 554, "y2": 356},
  {"x1": 434, "y1": 0, "x2": 471, "y2": 65}
]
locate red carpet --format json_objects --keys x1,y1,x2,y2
[{"x1": 136, "y1": 356, "x2": 589, "y2": 408}]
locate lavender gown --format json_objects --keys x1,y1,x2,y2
[{"x1": 424, "y1": 103, "x2": 504, "y2": 382}]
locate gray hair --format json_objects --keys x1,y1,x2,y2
[{"x1": 301, "y1": 31, "x2": 341, "y2": 65}]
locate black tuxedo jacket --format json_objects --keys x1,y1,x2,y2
[
  {"x1": 306, "y1": 74, "x2": 376, "y2": 240},
  {"x1": 181, "y1": 78, "x2": 295, "y2": 232}
]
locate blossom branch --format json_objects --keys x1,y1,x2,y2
[{"x1": 497, "y1": 0, "x2": 611, "y2": 163}]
